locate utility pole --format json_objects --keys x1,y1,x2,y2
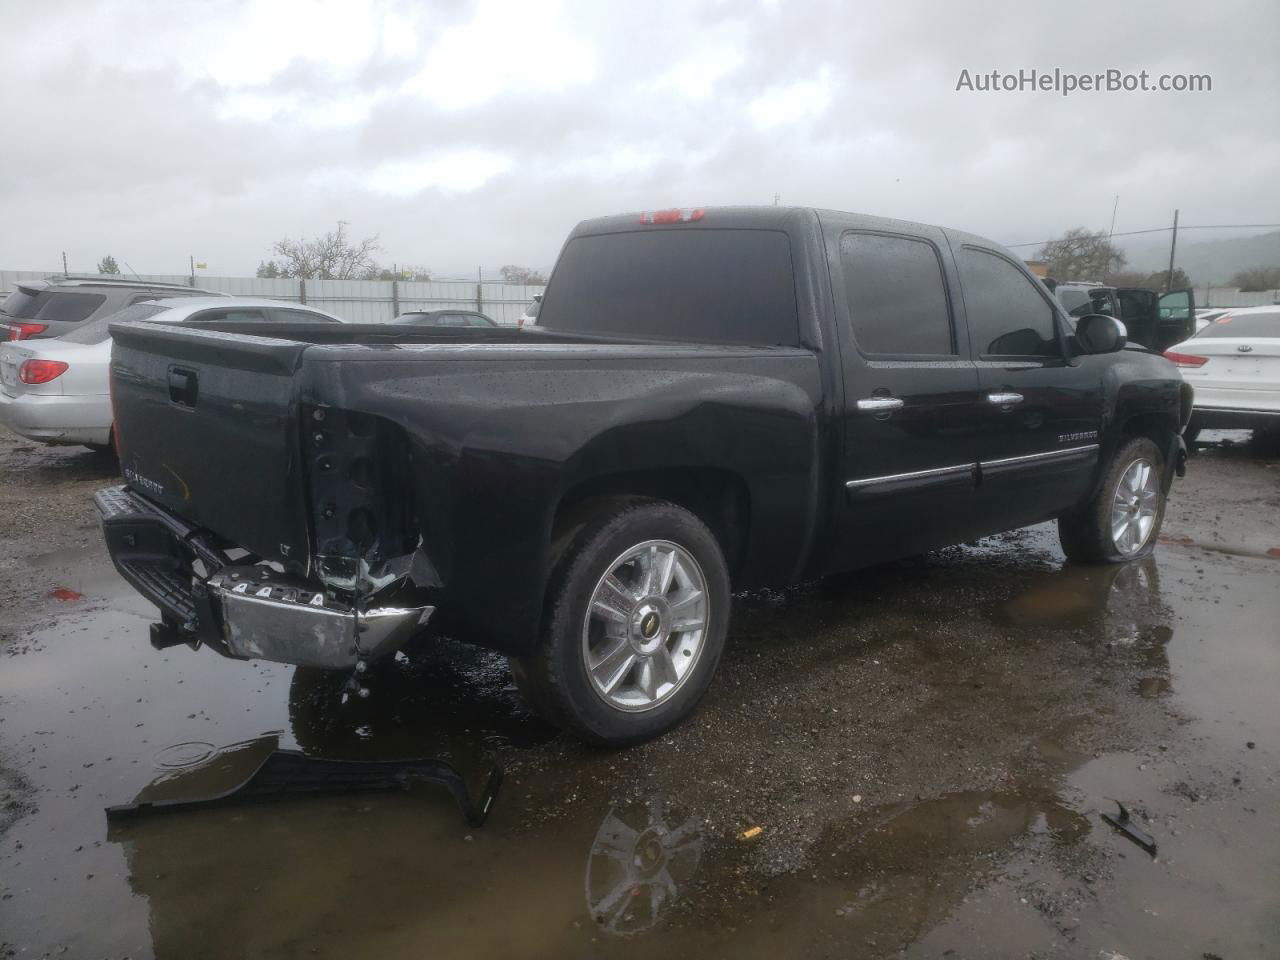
[
  {"x1": 189, "y1": 255, "x2": 196, "y2": 286},
  {"x1": 62, "y1": 251, "x2": 68, "y2": 276},
  {"x1": 773, "y1": 192, "x2": 780, "y2": 206},
  {"x1": 1165, "y1": 209, "x2": 1180, "y2": 293}
]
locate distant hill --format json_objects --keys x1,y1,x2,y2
[{"x1": 1119, "y1": 230, "x2": 1280, "y2": 284}]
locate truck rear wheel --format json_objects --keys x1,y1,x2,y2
[
  {"x1": 1058, "y1": 437, "x2": 1167, "y2": 564},
  {"x1": 510, "y1": 500, "x2": 730, "y2": 746}
]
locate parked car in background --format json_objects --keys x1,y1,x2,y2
[
  {"x1": 1044, "y1": 278, "x2": 1195, "y2": 352},
  {"x1": 1194, "y1": 308, "x2": 1232, "y2": 333},
  {"x1": 393, "y1": 310, "x2": 496, "y2": 327},
  {"x1": 98, "y1": 206, "x2": 1190, "y2": 745},
  {"x1": 0, "y1": 297, "x2": 345, "y2": 450},
  {"x1": 518, "y1": 293, "x2": 542, "y2": 327},
  {"x1": 0, "y1": 276, "x2": 226, "y2": 341},
  {"x1": 1166, "y1": 306, "x2": 1280, "y2": 443}
]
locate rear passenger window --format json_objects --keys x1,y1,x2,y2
[
  {"x1": 271, "y1": 309, "x2": 340, "y2": 324},
  {"x1": 187, "y1": 308, "x2": 269, "y2": 323},
  {"x1": 840, "y1": 233, "x2": 953, "y2": 355},
  {"x1": 957, "y1": 249, "x2": 1061, "y2": 357}
]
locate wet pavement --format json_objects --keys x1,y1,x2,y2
[{"x1": 1, "y1": 428, "x2": 1278, "y2": 959}]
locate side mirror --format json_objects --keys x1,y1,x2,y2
[{"x1": 1076, "y1": 314, "x2": 1127, "y2": 354}]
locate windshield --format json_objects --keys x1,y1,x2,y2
[
  {"x1": 539, "y1": 229, "x2": 800, "y2": 345},
  {"x1": 0, "y1": 288, "x2": 105, "y2": 323},
  {"x1": 59, "y1": 303, "x2": 168, "y2": 344},
  {"x1": 1193, "y1": 311, "x2": 1280, "y2": 339}
]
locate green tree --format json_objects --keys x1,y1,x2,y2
[
  {"x1": 1107, "y1": 268, "x2": 1192, "y2": 289},
  {"x1": 1039, "y1": 228, "x2": 1127, "y2": 281},
  {"x1": 97, "y1": 255, "x2": 121, "y2": 275},
  {"x1": 359, "y1": 265, "x2": 432, "y2": 281},
  {"x1": 256, "y1": 260, "x2": 282, "y2": 279},
  {"x1": 1230, "y1": 266, "x2": 1280, "y2": 291},
  {"x1": 499, "y1": 264, "x2": 547, "y2": 285}
]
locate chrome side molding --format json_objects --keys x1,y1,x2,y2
[
  {"x1": 979, "y1": 444, "x2": 1098, "y2": 470},
  {"x1": 845, "y1": 462, "x2": 973, "y2": 489}
]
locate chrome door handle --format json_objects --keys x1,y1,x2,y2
[
  {"x1": 856, "y1": 397, "x2": 905, "y2": 413},
  {"x1": 987, "y1": 392, "x2": 1024, "y2": 406}
]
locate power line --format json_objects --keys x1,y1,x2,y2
[{"x1": 1006, "y1": 222, "x2": 1280, "y2": 250}]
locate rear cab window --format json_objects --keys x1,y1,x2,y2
[{"x1": 539, "y1": 229, "x2": 800, "y2": 346}]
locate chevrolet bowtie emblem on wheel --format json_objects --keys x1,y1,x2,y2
[{"x1": 641, "y1": 612, "x2": 660, "y2": 637}]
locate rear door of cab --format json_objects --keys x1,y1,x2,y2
[
  {"x1": 822, "y1": 213, "x2": 987, "y2": 562},
  {"x1": 1116, "y1": 288, "x2": 1158, "y2": 348}
]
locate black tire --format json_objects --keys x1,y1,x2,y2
[
  {"x1": 510, "y1": 499, "x2": 731, "y2": 746},
  {"x1": 1058, "y1": 437, "x2": 1167, "y2": 564}
]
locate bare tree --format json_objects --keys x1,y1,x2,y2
[
  {"x1": 1039, "y1": 228, "x2": 1126, "y2": 281},
  {"x1": 499, "y1": 264, "x2": 547, "y2": 285},
  {"x1": 262, "y1": 224, "x2": 382, "y2": 280}
]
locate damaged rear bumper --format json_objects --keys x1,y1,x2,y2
[{"x1": 95, "y1": 484, "x2": 432, "y2": 669}]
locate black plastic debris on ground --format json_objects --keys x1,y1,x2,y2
[
  {"x1": 1101, "y1": 800, "x2": 1157, "y2": 857},
  {"x1": 105, "y1": 734, "x2": 502, "y2": 827}
]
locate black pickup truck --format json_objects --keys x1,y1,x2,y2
[{"x1": 97, "y1": 207, "x2": 1192, "y2": 745}]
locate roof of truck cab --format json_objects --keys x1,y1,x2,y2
[{"x1": 570, "y1": 206, "x2": 1010, "y2": 255}]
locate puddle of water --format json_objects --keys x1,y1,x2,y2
[{"x1": 1, "y1": 524, "x2": 1277, "y2": 958}]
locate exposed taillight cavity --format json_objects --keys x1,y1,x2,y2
[
  {"x1": 1163, "y1": 350, "x2": 1209, "y2": 368},
  {"x1": 639, "y1": 208, "x2": 705, "y2": 224},
  {"x1": 7, "y1": 322, "x2": 47, "y2": 341},
  {"x1": 19, "y1": 359, "x2": 69, "y2": 384}
]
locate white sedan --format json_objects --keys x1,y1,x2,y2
[
  {"x1": 1164, "y1": 306, "x2": 1280, "y2": 442},
  {"x1": 0, "y1": 297, "x2": 344, "y2": 450}
]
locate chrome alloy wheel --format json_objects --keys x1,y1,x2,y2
[
  {"x1": 1111, "y1": 458, "x2": 1160, "y2": 556},
  {"x1": 582, "y1": 540, "x2": 709, "y2": 712}
]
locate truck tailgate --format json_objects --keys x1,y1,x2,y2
[{"x1": 109, "y1": 322, "x2": 314, "y2": 571}]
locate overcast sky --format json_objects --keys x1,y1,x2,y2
[{"x1": 2, "y1": 0, "x2": 1277, "y2": 277}]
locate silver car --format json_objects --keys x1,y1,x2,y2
[{"x1": 0, "y1": 297, "x2": 345, "y2": 450}]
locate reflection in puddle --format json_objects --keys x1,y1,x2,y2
[{"x1": 586, "y1": 799, "x2": 703, "y2": 937}]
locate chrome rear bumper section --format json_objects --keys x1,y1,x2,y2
[
  {"x1": 208, "y1": 567, "x2": 431, "y2": 668},
  {"x1": 96, "y1": 485, "x2": 433, "y2": 669}
]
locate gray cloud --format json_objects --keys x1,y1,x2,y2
[{"x1": 1, "y1": 0, "x2": 1276, "y2": 277}]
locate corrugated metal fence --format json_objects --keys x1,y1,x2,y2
[
  {"x1": 1195, "y1": 286, "x2": 1280, "y2": 308},
  {"x1": 0, "y1": 270, "x2": 545, "y2": 325}
]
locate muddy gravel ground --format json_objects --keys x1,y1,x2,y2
[{"x1": 1, "y1": 424, "x2": 1278, "y2": 959}]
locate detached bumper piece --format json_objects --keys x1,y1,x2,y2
[
  {"x1": 96, "y1": 485, "x2": 432, "y2": 669},
  {"x1": 106, "y1": 735, "x2": 502, "y2": 828}
]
